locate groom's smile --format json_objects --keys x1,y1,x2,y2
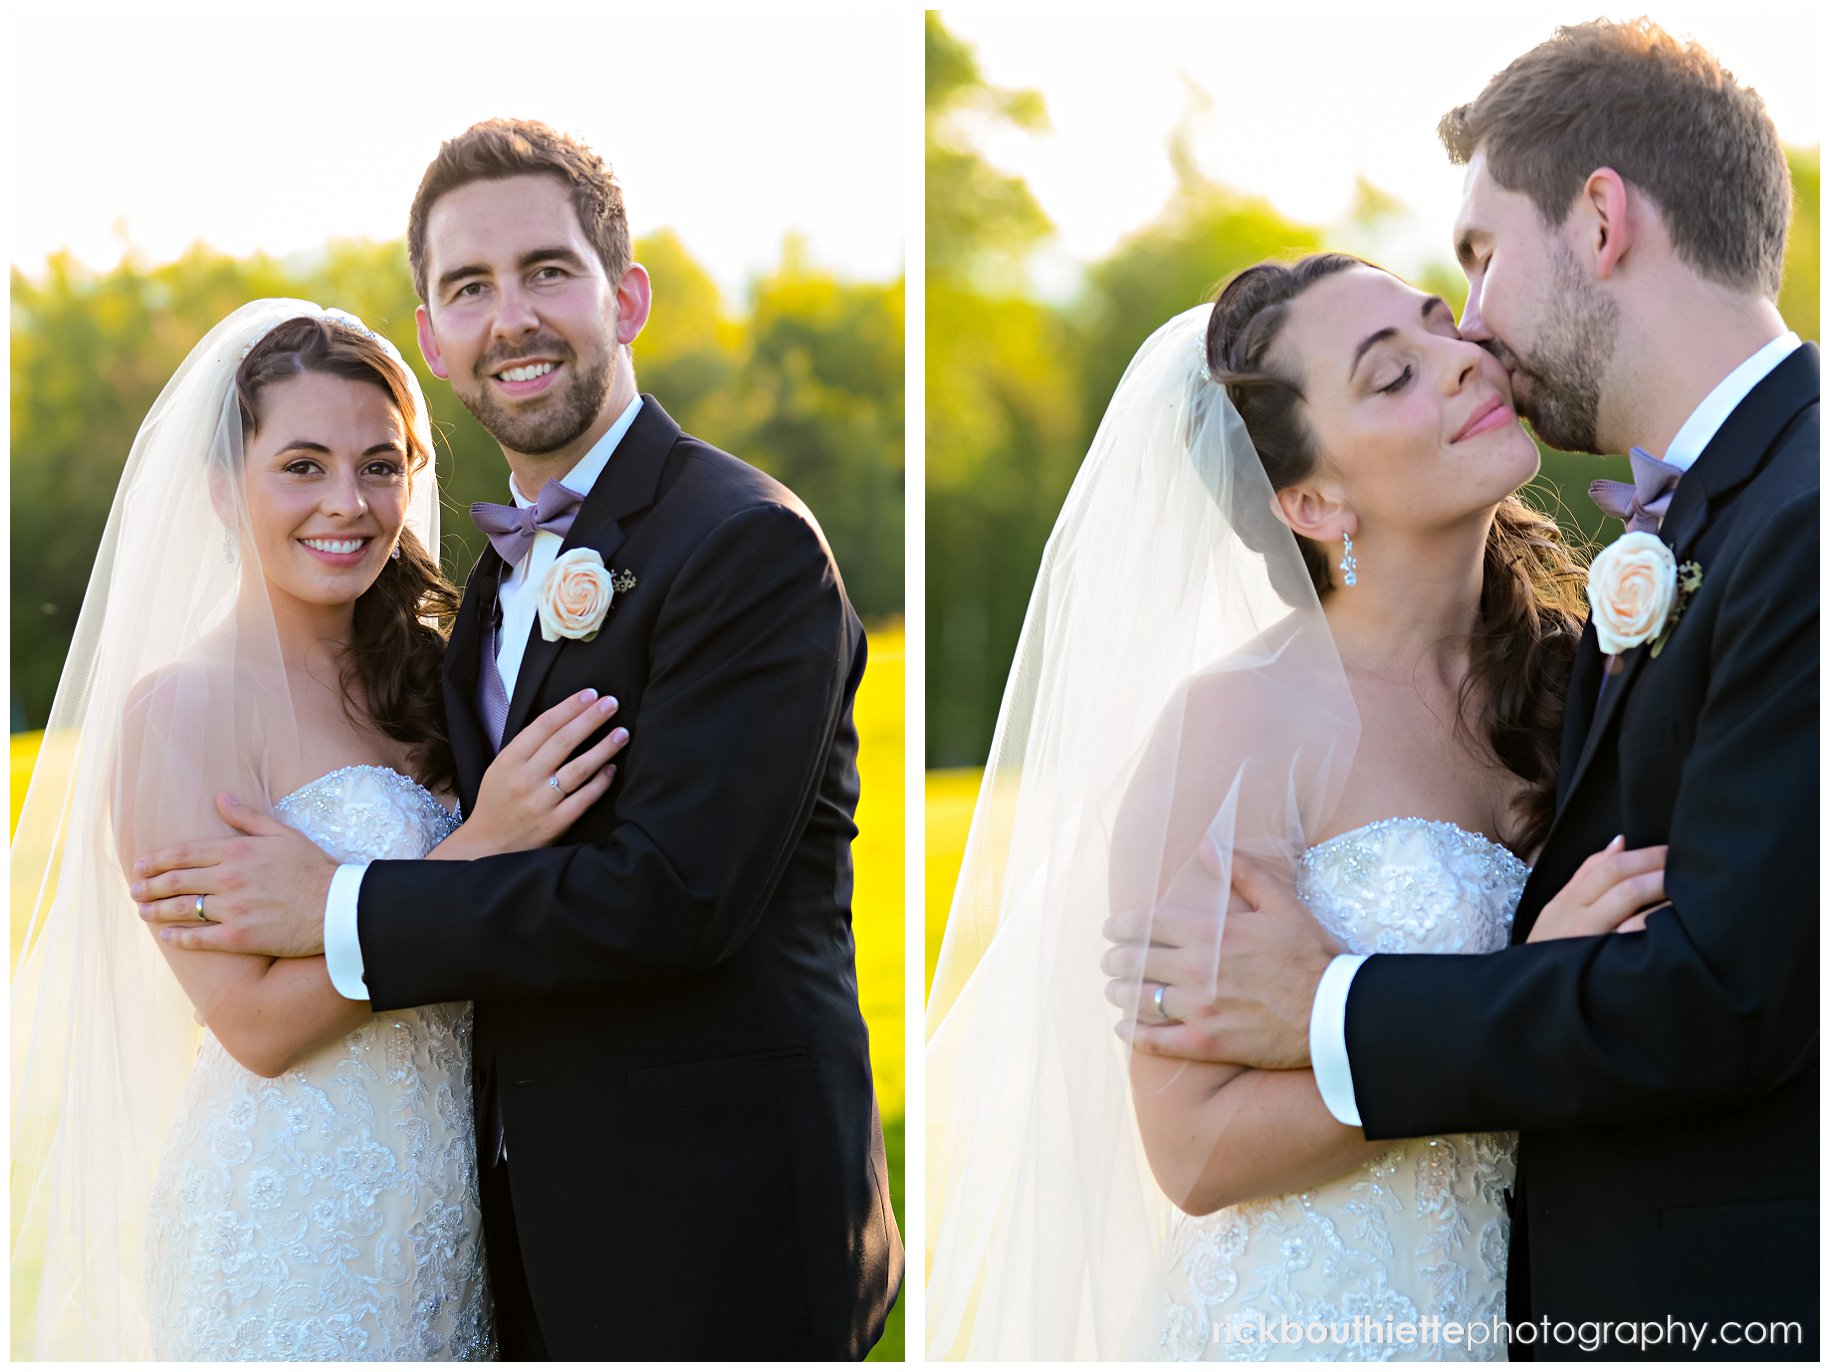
[{"x1": 482, "y1": 341, "x2": 570, "y2": 401}]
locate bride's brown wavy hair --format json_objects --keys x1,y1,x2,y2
[
  {"x1": 1205, "y1": 253, "x2": 1587, "y2": 851},
  {"x1": 234, "y1": 317, "x2": 460, "y2": 792}
]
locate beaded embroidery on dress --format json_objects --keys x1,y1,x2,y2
[
  {"x1": 1158, "y1": 818, "x2": 1526, "y2": 1362},
  {"x1": 144, "y1": 766, "x2": 493, "y2": 1360}
]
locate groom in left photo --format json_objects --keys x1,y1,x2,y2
[{"x1": 10, "y1": 13, "x2": 905, "y2": 1363}]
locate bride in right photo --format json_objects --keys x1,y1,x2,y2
[{"x1": 923, "y1": 13, "x2": 1819, "y2": 1362}]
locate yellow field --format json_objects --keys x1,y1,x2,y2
[{"x1": 850, "y1": 625, "x2": 905, "y2": 1119}]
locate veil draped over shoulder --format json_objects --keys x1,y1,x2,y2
[
  {"x1": 9, "y1": 300, "x2": 439, "y2": 1358},
  {"x1": 924, "y1": 307, "x2": 1360, "y2": 1358}
]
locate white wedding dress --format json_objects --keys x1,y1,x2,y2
[
  {"x1": 143, "y1": 765, "x2": 494, "y2": 1361},
  {"x1": 1157, "y1": 818, "x2": 1526, "y2": 1362}
]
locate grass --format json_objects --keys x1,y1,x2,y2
[
  {"x1": 922, "y1": 767, "x2": 982, "y2": 999},
  {"x1": 9, "y1": 623, "x2": 908, "y2": 1358}
]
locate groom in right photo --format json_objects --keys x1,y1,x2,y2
[{"x1": 1148, "y1": 19, "x2": 1817, "y2": 1360}]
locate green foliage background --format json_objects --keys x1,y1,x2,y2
[
  {"x1": 925, "y1": 13, "x2": 1820, "y2": 768},
  {"x1": 11, "y1": 234, "x2": 903, "y2": 729}
]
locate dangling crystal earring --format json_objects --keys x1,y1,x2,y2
[
  {"x1": 1339, "y1": 533, "x2": 1358, "y2": 588},
  {"x1": 222, "y1": 529, "x2": 236, "y2": 565},
  {"x1": 390, "y1": 541, "x2": 402, "y2": 561}
]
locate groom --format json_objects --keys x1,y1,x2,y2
[
  {"x1": 137, "y1": 120, "x2": 901, "y2": 1359},
  {"x1": 1118, "y1": 21, "x2": 1816, "y2": 1361}
]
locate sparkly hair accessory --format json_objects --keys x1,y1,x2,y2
[{"x1": 238, "y1": 307, "x2": 403, "y2": 364}]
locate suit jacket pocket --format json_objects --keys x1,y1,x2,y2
[{"x1": 626, "y1": 1044, "x2": 810, "y2": 1088}]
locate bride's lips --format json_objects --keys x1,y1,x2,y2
[
  {"x1": 1452, "y1": 395, "x2": 1515, "y2": 443},
  {"x1": 490, "y1": 358, "x2": 563, "y2": 399}
]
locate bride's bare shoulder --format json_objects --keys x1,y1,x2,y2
[
  {"x1": 1168, "y1": 614, "x2": 1335, "y2": 738},
  {"x1": 121, "y1": 633, "x2": 255, "y2": 731}
]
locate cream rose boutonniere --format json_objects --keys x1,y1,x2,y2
[
  {"x1": 1586, "y1": 531, "x2": 1703, "y2": 658},
  {"x1": 538, "y1": 548, "x2": 615, "y2": 642}
]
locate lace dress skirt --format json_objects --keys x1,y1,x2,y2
[{"x1": 142, "y1": 767, "x2": 493, "y2": 1360}]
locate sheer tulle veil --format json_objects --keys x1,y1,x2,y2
[
  {"x1": 9, "y1": 300, "x2": 439, "y2": 1358},
  {"x1": 924, "y1": 306, "x2": 1360, "y2": 1358}
]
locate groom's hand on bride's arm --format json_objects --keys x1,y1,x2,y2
[
  {"x1": 1103, "y1": 850, "x2": 1340, "y2": 1069},
  {"x1": 132, "y1": 795, "x2": 335, "y2": 957}
]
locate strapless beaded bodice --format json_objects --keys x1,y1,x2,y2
[
  {"x1": 271, "y1": 763, "x2": 463, "y2": 865},
  {"x1": 145, "y1": 766, "x2": 492, "y2": 1361},
  {"x1": 1159, "y1": 819, "x2": 1526, "y2": 1362},
  {"x1": 1297, "y1": 817, "x2": 1527, "y2": 958}
]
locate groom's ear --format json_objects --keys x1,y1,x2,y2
[
  {"x1": 1574, "y1": 168, "x2": 1634, "y2": 281},
  {"x1": 415, "y1": 306, "x2": 451, "y2": 380},
  {"x1": 1270, "y1": 484, "x2": 1353, "y2": 544},
  {"x1": 613, "y1": 264, "x2": 653, "y2": 346}
]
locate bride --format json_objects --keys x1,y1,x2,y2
[
  {"x1": 925, "y1": 254, "x2": 1663, "y2": 1360},
  {"x1": 11, "y1": 301, "x2": 626, "y2": 1359}
]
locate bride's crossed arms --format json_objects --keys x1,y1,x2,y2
[
  {"x1": 117, "y1": 668, "x2": 625, "y2": 1078},
  {"x1": 1105, "y1": 661, "x2": 1664, "y2": 1219}
]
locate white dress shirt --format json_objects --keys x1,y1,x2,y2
[
  {"x1": 1309, "y1": 331, "x2": 1801, "y2": 1126},
  {"x1": 323, "y1": 397, "x2": 643, "y2": 1000}
]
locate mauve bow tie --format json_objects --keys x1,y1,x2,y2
[
  {"x1": 471, "y1": 480, "x2": 586, "y2": 566},
  {"x1": 1589, "y1": 446, "x2": 1682, "y2": 535}
]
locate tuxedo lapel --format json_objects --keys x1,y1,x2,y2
[
  {"x1": 1560, "y1": 343, "x2": 1819, "y2": 802},
  {"x1": 1556, "y1": 624, "x2": 1603, "y2": 808},
  {"x1": 501, "y1": 396, "x2": 682, "y2": 744},
  {"x1": 444, "y1": 547, "x2": 506, "y2": 802}
]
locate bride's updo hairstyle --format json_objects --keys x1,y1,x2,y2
[
  {"x1": 234, "y1": 317, "x2": 460, "y2": 790},
  {"x1": 1206, "y1": 253, "x2": 1585, "y2": 851}
]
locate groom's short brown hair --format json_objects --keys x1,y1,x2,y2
[
  {"x1": 1439, "y1": 18, "x2": 1791, "y2": 298},
  {"x1": 407, "y1": 118, "x2": 631, "y2": 304}
]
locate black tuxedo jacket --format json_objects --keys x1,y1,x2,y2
[
  {"x1": 356, "y1": 398, "x2": 902, "y2": 1358},
  {"x1": 1345, "y1": 346, "x2": 1818, "y2": 1359}
]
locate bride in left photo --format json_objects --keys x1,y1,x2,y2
[{"x1": 10, "y1": 11, "x2": 907, "y2": 1363}]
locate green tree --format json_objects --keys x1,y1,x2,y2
[
  {"x1": 925, "y1": 14, "x2": 1086, "y2": 764},
  {"x1": 727, "y1": 238, "x2": 905, "y2": 617}
]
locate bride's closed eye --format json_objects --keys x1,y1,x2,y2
[{"x1": 1377, "y1": 365, "x2": 1414, "y2": 396}]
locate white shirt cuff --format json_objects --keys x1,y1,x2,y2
[
  {"x1": 1310, "y1": 953, "x2": 1369, "y2": 1127},
  {"x1": 323, "y1": 863, "x2": 371, "y2": 1001}
]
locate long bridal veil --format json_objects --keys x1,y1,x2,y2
[
  {"x1": 9, "y1": 301, "x2": 439, "y2": 1358},
  {"x1": 925, "y1": 306, "x2": 1360, "y2": 1358}
]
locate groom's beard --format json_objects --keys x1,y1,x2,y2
[
  {"x1": 459, "y1": 333, "x2": 615, "y2": 457},
  {"x1": 1497, "y1": 244, "x2": 1619, "y2": 455}
]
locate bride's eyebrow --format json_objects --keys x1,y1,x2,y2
[
  {"x1": 1348, "y1": 297, "x2": 1451, "y2": 381},
  {"x1": 272, "y1": 440, "x2": 405, "y2": 456}
]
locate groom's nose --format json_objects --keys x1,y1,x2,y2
[
  {"x1": 491, "y1": 280, "x2": 542, "y2": 339},
  {"x1": 1457, "y1": 281, "x2": 1491, "y2": 341}
]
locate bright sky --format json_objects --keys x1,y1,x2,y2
[
  {"x1": 7, "y1": 5, "x2": 908, "y2": 296},
  {"x1": 947, "y1": 4, "x2": 1822, "y2": 296}
]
